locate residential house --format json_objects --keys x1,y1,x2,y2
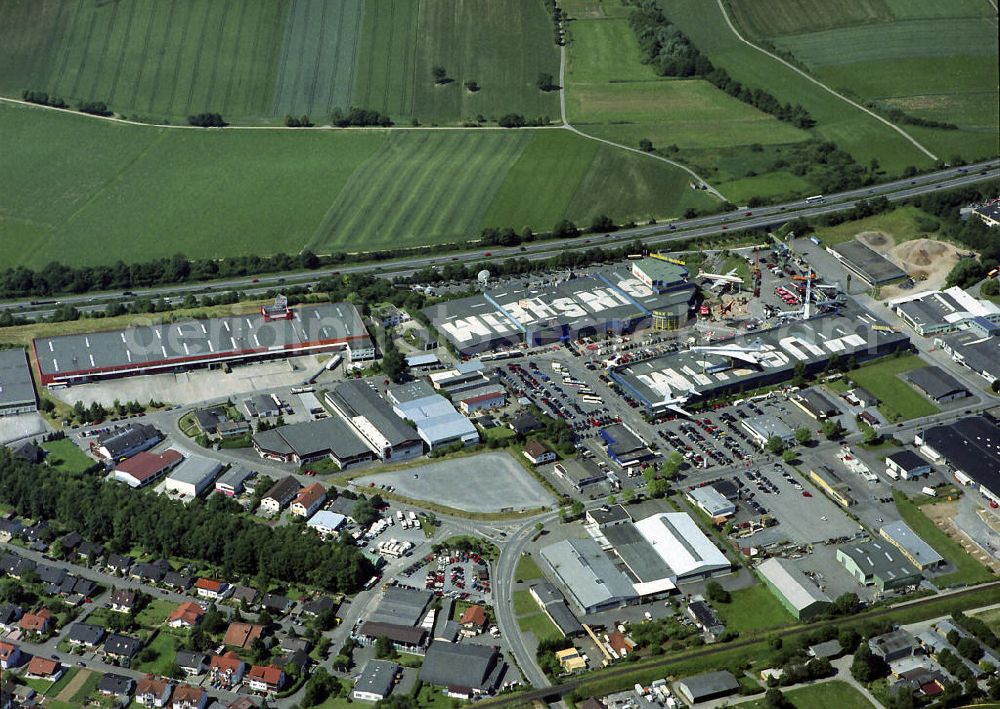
[
  {"x1": 105, "y1": 553, "x2": 133, "y2": 575},
  {"x1": 163, "y1": 571, "x2": 193, "y2": 591},
  {"x1": 0, "y1": 552, "x2": 34, "y2": 578},
  {"x1": 261, "y1": 593, "x2": 293, "y2": 615},
  {"x1": 24, "y1": 656, "x2": 63, "y2": 681},
  {"x1": 67, "y1": 622, "x2": 106, "y2": 648},
  {"x1": 279, "y1": 636, "x2": 312, "y2": 655},
  {"x1": 104, "y1": 633, "x2": 144, "y2": 663},
  {"x1": 170, "y1": 684, "x2": 208, "y2": 709},
  {"x1": 870, "y1": 630, "x2": 920, "y2": 663},
  {"x1": 194, "y1": 578, "x2": 230, "y2": 601},
  {"x1": 91, "y1": 423, "x2": 162, "y2": 462},
  {"x1": 209, "y1": 652, "x2": 246, "y2": 688},
  {"x1": 522, "y1": 440, "x2": 556, "y2": 466},
  {"x1": 175, "y1": 651, "x2": 207, "y2": 676},
  {"x1": 290, "y1": 482, "x2": 327, "y2": 517},
  {"x1": 10, "y1": 440, "x2": 44, "y2": 464},
  {"x1": 110, "y1": 588, "x2": 139, "y2": 612},
  {"x1": 135, "y1": 678, "x2": 173, "y2": 708},
  {"x1": 227, "y1": 699, "x2": 263, "y2": 709},
  {"x1": 259, "y1": 476, "x2": 302, "y2": 515},
  {"x1": 98, "y1": 673, "x2": 135, "y2": 698},
  {"x1": 58, "y1": 531, "x2": 82, "y2": 555},
  {"x1": 131, "y1": 560, "x2": 170, "y2": 584},
  {"x1": 246, "y1": 665, "x2": 285, "y2": 695},
  {"x1": 459, "y1": 605, "x2": 487, "y2": 637},
  {"x1": 300, "y1": 596, "x2": 337, "y2": 618},
  {"x1": 19, "y1": 608, "x2": 52, "y2": 635},
  {"x1": 0, "y1": 603, "x2": 22, "y2": 631},
  {"x1": 77, "y1": 541, "x2": 105, "y2": 562},
  {"x1": 0, "y1": 641, "x2": 21, "y2": 670},
  {"x1": 168, "y1": 602, "x2": 205, "y2": 629},
  {"x1": 230, "y1": 585, "x2": 260, "y2": 608},
  {"x1": 509, "y1": 411, "x2": 543, "y2": 436},
  {"x1": 222, "y1": 622, "x2": 266, "y2": 650}
]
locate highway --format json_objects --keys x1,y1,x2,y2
[{"x1": 4, "y1": 160, "x2": 997, "y2": 321}]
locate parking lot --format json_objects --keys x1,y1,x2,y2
[
  {"x1": 354, "y1": 452, "x2": 555, "y2": 513},
  {"x1": 396, "y1": 548, "x2": 494, "y2": 606}
]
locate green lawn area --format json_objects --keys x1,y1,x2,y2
[
  {"x1": 0, "y1": 102, "x2": 712, "y2": 269},
  {"x1": 515, "y1": 554, "x2": 545, "y2": 582},
  {"x1": 714, "y1": 584, "x2": 794, "y2": 635},
  {"x1": 893, "y1": 491, "x2": 995, "y2": 587},
  {"x1": 68, "y1": 669, "x2": 101, "y2": 704},
  {"x1": 971, "y1": 607, "x2": 1000, "y2": 634},
  {"x1": 134, "y1": 631, "x2": 182, "y2": 676},
  {"x1": 134, "y1": 598, "x2": 177, "y2": 628},
  {"x1": 742, "y1": 680, "x2": 875, "y2": 709},
  {"x1": 815, "y1": 206, "x2": 946, "y2": 246},
  {"x1": 41, "y1": 438, "x2": 96, "y2": 474},
  {"x1": 483, "y1": 426, "x2": 517, "y2": 443},
  {"x1": 830, "y1": 354, "x2": 939, "y2": 422},
  {"x1": 518, "y1": 611, "x2": 563, "y2": 642},
  {"x1": 512, "y1": 589, "x2": 540, "y2": 616}
]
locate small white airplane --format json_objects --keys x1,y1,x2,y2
[{"x1": 697, "y1": 268, "x2": 743, "y2": 291}]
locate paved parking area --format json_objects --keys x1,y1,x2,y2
[
  {"x1": 355, "y1": 452, "x2": 554, "y2": 512},
  {"x1": 0, "y1": 413, "x2": 46, "y2": 445}
]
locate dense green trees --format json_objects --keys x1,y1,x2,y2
[
  {"x1": 0, "y1": 454, "x2": 372, "y2": 593},
  {"x1": 188, "y1": 112, "x2": 226, "y2": 127},
  {"x1": 331, "y1": 107, "x2": 393, "y2": 127}
]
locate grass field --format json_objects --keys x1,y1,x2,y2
[
  {"x1": 0, "y1": 0, "x2": 559, "y2": 126},
  {"x1": 828, "y1": 354, "x2": 939, "y2": 422},
  {"x1": 661, "y1": 0, "x2": 936, "y2": 175},
  {"x1": 518, "y1": 610, "x2": 563, "y2": 642},
  {"x1": 0, "y1": 102, "x2": 713, "y2": 268},
  {"x1": 135, "y1": 631, "x2": 181, "y2": 676},
  {"x1": 515, "y1": 554, "x2": 545, "y2": 582},
  {"x1": 724, "y1": 0, "x2": 999, "y2": 161},
  {"x1": 41, "y1": 438, "x2": 95, "y2": 474},
  {"x1": 513, "y1": 589, "x2": 539, "y2": 616},
  {"x1": 893, "y1": 491, "x2": 996, "y2": 588},
  {"x1": 815, "y1": 206, "x2": 944, "y2": 246},
  {"x1": 563, "y1": 2, "x2": 815, "y2": 202},
  {"x1": 714, "y1": 584, "x2": 793, "y2": 635},
  {"x1": 742, "y1": 681, "x2": 875, "y2": 709},
  {"x1": 972, "y1": 607, "x2": 1000, "y2": 634}
]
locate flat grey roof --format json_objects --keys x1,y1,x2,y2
[
  {"x1": 329, "y1": 380, "x2": 419, "y2": 447},
  {"x1": 830, "y1": 240, "x2": 907, "y2": 285},
  {"x1": 168, "y1": 456, "x2": 222, "y2": 485},
  {"x1": 744, "y1": 414, "x2": 794, "y2": 440},
  {"x1": 880, "y1": 521, "x2": 944, "y2": 568},
  {"x1": 676, "y1": 670, "x2": 739, "y2": 701},
  {"x1": 33, "y1": 303, "x2": 370, "y2": 384},
  {"x1": 355, "y1": 660, "x2": 398, "y2": 697},
  {"x1": 368, "y1": 586, "x2": 433, "y2": 627},
  {"x1": 540, "y1": 538, "x2": 637, "y2": 612},
  {"x1": 838, "y1": 539, "x2": 921, "y2": 582},
  {"x1": 897, "y1": 291, "x2": 962, "y2": 328},
  {"x1": 886, "y1": 449, "x2": 929, "y2": 472},
  {"x1": 603, "y1": 523, "x2": 672, "y2": 582},
  {"x1": 906, "y1": 366, "x2": 967, "y2": 400},
  {"x1": 0, "y1": 348, "x2": 36, "y2": 407},
  {"x1": 944, "y1": 331, "x2": 1000, "y2": 379},
  {"x1": 216, "y1": 465, "x2": 254, "y2": 489},
  {"x1": 254, "y1": 416, "x2": 370, "y2": 460}
]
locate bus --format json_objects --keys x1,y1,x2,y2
[{"x1": 805, "y1": 195, "x2": 825, "y2": 204}]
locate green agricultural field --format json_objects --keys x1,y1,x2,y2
[
  {"x1": 830, "y1": 355, "x2": 939, "y2": 422},
  {"x1": 713, "y1": 584, "x2": 793, "y2": 635},
  {"x1": 742, "y1": 681, "x2": 875, "y2": 709},
  {"x1": 661, "y1": 0, "x2": 936, "y2": 174},
  {"x1": 893, "y1": 491, "x2": 995, "y2": 587},
  {"x1": 0, "y1": 0, "x2": 559, "y2": 125},
  {"x1": 41, "y1": 438, "x2": 96, "y2": 474},
  {"x1": 0, "y1": 102, "x2": 711, "y2": 268},
  {"x1": 354, "y1": 0, "x2": 560, "y2": 125},
  {"x1": 724, "y1": 0, "x2": 999, "y2": 161},
  {"x1": 563, "y1": 2, "x2": 815, "y2": 202}
]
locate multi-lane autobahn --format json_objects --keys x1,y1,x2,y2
[{"x1": 5, "y1": 160, "x2": 997, "y2": 320}]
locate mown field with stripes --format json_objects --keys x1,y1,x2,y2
[
  {"x1": 0, "y1": 0, "x2": 559, "y2": 125},
  {"x1": 0, "y1": 102, "x2": 715, "y2": 269}
]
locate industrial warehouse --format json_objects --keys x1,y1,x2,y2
[
  {"x1": 539, "y1": 509, "x2": 731, "y2": 614},
  {"x1": 611, "y1": 299, "x2": 910, "y2": 409},
  {"x1": 425, "y1": 263, "x2": 696, "y2": 355},
  {"x1": 31, "y1": 303, "x2": 373, "y2": 386}
]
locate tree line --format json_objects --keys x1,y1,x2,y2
[
  {"x1": 0, "y1": 453, "x2": 374, "y2": 593},
  {"x1": 625, "y1": 1, "x2": 815, "y2": 129}
]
